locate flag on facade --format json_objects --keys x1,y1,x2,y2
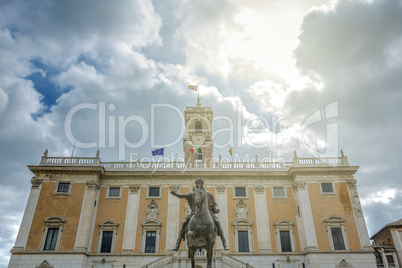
[
  {"x1": 152, "y1": 148, "x2": 164, "y2": 156},
  {"x1": 190, "y1": 147, "x2": 199, "y2": 154},
  {"x1": 188, "y1": 85, "x2": 198, "y2": 92},
  {"x1": 229, "y1": 147, "x2": 232, "y2": 156}
]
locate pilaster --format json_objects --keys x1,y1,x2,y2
[
  {"x1": 346, "y1": 179, "x2": 372, "y2": 250},
  {"x1": 215, "y1": 185, "x2": 229, "y2": 250},
  {"x1": 293, "y1": 181, "x2": 318, "y2": 250},
  {"x1": 166, "y1": 185, "x2": 180, "y2": 251},
  {"x1": 254, "y1": 185, "x2": 271, "y2": 252},
  {"x1": 122, "y1": 185, "x2": 141, "y2": 252},
  {"x1": 12, "y1": 178, "x2": 42, "y2": 250},
  {"x1": 74, "y1": 180, "x2": 99, "y2": 251}
]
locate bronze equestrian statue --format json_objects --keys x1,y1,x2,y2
[{"x1": 170, "y1": 178, "x2": 229, "y2": 267}]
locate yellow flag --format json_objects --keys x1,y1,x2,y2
[{"x1": 188, "y1": 85, "x2": 198, "y2": 92}]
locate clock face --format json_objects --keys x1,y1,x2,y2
[{"x1": 192, "y1": 134, "x2": 205, "y2": 145}]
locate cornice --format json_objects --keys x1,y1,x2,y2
[
  {"x1": 28, "y1": 165, "x2": 105, "y2": 176},
  {"x1": 289, "y1": 166, "x2": 359, "y2": 178}
]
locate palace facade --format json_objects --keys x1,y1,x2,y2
[{"x1": 9, "y1": 102, "x2": 375, "y2": 268}]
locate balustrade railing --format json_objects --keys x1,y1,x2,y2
[{"x1": 39, "y1": 156, "x2": 349, "y2": 171}]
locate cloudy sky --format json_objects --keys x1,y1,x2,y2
[{"x1": 1, "y1": 0, "x2": 402, "y2": 265}]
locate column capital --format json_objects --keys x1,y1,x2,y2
[
  {"x1": 86, "y1": 180, "x2": 99, "y2": 190},
  {"x1": 346, "y1": 179, "x2": 357, "y2": 190},
  {"x1": 293, "y1": 181, "x2": 306, "y2": 192},
  {"x1": 216, "y1": 185, "x2": 226, "y2": 193},
  {"x1": 130, "y1": 185, "x2": 140, "y2": 194},
  {"x1": 254, "y1": 185, "x2": 264, "y2": 193},
  {"x1": 31, "y1": 178, "x2": 43, "y2": 189},
  {"x1": 169, "y1": 185, "x2": 179, "y2": 192}
]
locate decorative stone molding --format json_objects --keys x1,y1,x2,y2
[
  {"x1": 36, "y1": 260, "x2": 53, "y2": 268},
  {"x1": 86, "y1": 180, "x2": 99, "y2": 190},
  {"x1": 235, "y1": 199, "x2": 248, "y2": 219},
  {"x1": 147, "y1": 200, "x2": 159, "y2": 219},
  {"x1": 346, "y1": 179, "x2": 363, "y2": 216},
  {"x1": 216, "y1": 185, "x2": 226, "y2": 193},
  {"x1": 39, "y1": 216, "x2": 66, "y2": 251},
  {"x1": 293, "y1": 181, "x2": 306, "y2": 192},
  {"x1": 31, "y1": 178, "x2": 43, "y2": 189},
  {"x1": 336, "y1": 259, "x2": 352, "y2": 267},
  {"x1": 97, "y1": 220, "x2": 120, "y2": 253},
  {"x1": 254, "y1": 185, "x2": 264, "y2": 193},
  {"x1": 323, "y1": 215, "x2": 350, "y2": 250},
  {"x1": 184, "y1": 201, "x2": 192, "y2": 216},
  {"x1": 169, "y1": 185, "x2": 179, "y2": 192},
  {"x1": 346, "y1": 179, "x2": 357, "y2": 190},
  {"x1": 273, "y1": 220, "x2": 296, "y2": 252},
  {"x1": 130, "y1": 185, "x2": 140, "y2": 193}
]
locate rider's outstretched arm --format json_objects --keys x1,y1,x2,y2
[{"x1": 171, "y1": 191, "x2": 192, "y2": 199}]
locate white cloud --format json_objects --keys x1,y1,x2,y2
[{"x1": 1, "y1": 0, "x2": 402, "y2": 266}]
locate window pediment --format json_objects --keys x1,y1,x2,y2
[{"x1": 99, "y1": 220, "x2": 120, "y2": 229}]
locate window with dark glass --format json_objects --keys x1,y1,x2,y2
[
  {"x1": 280, "y1": 230, "x2": 292, "y2": 252},
  {"x1": 238, "y1": 231, "x2": 249, "y2": 252},
  {"x1": 43, "y1": 228, "x2": 59, "y2": 250},
  {"x1": 331, "y1": 227, "x2": 345, "y2": 250},
  {"x1": 109, "y1": 187, "x2": 120, "y2": 197},
  {"x1": 100, "y1": 231, "x2": 113, "y2": 253},
  {"x1": 195, "y1": 148, "x2": 203, "y2": 161},
  {"x1": 195, "y1": 121, "x2": 202, "y2": 133},
  {"x1": 386, "y1": 255, "x2": 395, "y2": 265},
  {"x1": 148, "y1": 187, "x2": 160, "y2": 197},
  {"x1": 57, "y1": 183, "x2": 70, "y2": 193},
  {"x1": 374, "y1": 251, "x2": 383, "y2": 265},
  {"x1": 321, "y1": 183, "x2": 334, "y2": 193},
  {"x1": 273, "y1": 187, "x2": 285, "y2": 197},
  {"x1": 145, "y1": 231, "x2": 156, "y2": 253},
  {"x1": 235, "y1": 187, "x2": 246, "y2": 197}
]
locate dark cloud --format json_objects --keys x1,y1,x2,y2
[{"x1": 291, "y1": 0, "x2": 402, "y2": 235}]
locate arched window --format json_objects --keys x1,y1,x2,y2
[{"x1": 195, "y1": 121, "x2": 202, "y2": 133}]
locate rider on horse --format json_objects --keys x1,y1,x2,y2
[{"x1": 170, "y1": 178, "x2": 229, "y2": 251}]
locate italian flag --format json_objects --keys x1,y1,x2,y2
[{"x1": 190, "y1": 147, "x2": 199, "y2": 154}]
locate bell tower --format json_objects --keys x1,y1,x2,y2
[{"x1": 183, "y1": 97, "x2": 213, "y2": 164}]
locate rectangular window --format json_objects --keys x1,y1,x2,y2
[
  {"x1": 43, "y1": 228, "x2": 59, "y2": 250},
  {"x1": 273, "y1": 187, "x2": 285, "y2": 197},
  {"x1": 100, "y1": 231, "x2": 113, "y2": 253},
  {"x1": 145, "y1": 231, "x2": 157, "y2": 253},
  {"x1": 280, "y1": 230, "x2": 292, "y2": 252},
  {"x1": 238, "y1": 231, "x2": 249, "y2": 252},
  {"x1": 57, "y1": 183, "x2": 70, "y2": 193},
  {"x1": 148, "y1": 187, "x2": 160, "y2": 197},
  {"x1": 321, "y1": 183, "x2": 334, "y2": 193},
  {"x1": 386, "y1": 255, "x2": 395, "y2": 265},
  {"x1": 331, "y1": 227, "x2": 345, "y2": 250},
  {"x1": 109, "y1": 187, "x2": 120, "y2": 197},
  {"x1": 235, "y1": 187, "x2": 246, "y2": 197}
]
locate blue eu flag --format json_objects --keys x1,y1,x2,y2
[{"x1": 152, "y1": 148, "x2": 164, "y2": 156}]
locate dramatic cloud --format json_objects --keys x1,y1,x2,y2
[{"x1": 0, "y1": 0, "x2": 401, "y2": 266}]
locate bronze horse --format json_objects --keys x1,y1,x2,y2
[{"x1": 186, "y1": 188, "x2": 217, "y2": 268}]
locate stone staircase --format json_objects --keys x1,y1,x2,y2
[
  {"x1": 140, "y1": 255, "x2": 172, "y2": 268},
  {"x1": 140, "y1": 252, "x2": 253, "y2": 268},
  {"x1": 222, "y1": 255, "x2": 253, "y2": 268}
]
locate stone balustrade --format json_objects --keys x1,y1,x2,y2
[{"x1": 38, "y1": 154, "x2": 349, "y2": 171}]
